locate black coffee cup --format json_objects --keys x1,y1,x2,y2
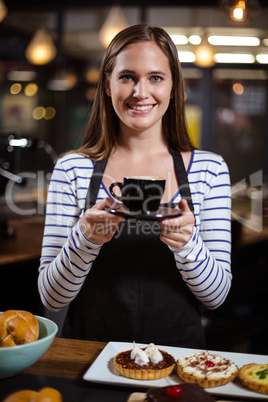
[{"x1": 109, "y1": 176, "x2": 166, "y2": 214}]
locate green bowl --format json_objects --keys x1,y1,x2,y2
[{"x1": 0, "y1": 314, "x2": 58, "y2": 379}]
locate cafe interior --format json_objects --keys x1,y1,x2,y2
[{"x1": 0, "y1": 0, "x2": 268, "y2": 394}]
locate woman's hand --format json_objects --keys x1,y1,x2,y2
[
  {"x1": 80, "y1": 197, "x2": 125, "y2": 244},
  {"x1": 160, "y1": 199, "x2": 195, "y2": 249}
]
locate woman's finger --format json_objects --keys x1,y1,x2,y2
[{"x1": 160, "y1": 199, "x2": 195, "y2": 248}]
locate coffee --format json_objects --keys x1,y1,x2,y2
[{"x1": 109, "y1": 176, "x2": 165, "y2": 214}]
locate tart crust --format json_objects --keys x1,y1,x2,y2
[
  {"x1": 239, "y1": 363, "x2": 268, "y2": 395},
  {"x1": 176, "y1": 351, "x2": 238, "y2": 388},
  {"x1": 177, "y1": 364, "x2": 237, "y2": 388},
  {"x1": 114, "y1": 348, "x2": 175, "y2": 380}
]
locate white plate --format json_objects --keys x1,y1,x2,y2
[{"x1": 83, "y1": 342, "x2": 268, "y2": 400}]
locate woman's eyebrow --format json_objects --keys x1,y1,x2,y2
[
  {"x1": 117, "y1": 69, "x2": 135, "y2": 75},
  {"x1": 117, "y1": 69, "x2": 167, "y2": 76}
]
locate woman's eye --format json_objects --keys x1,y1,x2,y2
[
  {"x1": 121, "y1": 75, "x2": 132, "y2": 82},
  {"x1": 151, "y1": 76, "x2": 162, "y2": 83}
]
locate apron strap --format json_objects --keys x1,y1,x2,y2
[
  {"x1": 85, "y1": 149, "x2": 194, "y2": 214},
  {"x1": 85, "y1": 156, "x2": 108, "y2": 210},
  {"x1": 169, "y1": 147, "x2": 195, "y2": 214}
]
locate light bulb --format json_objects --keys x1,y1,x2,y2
[
  {"x1": 25, "y1": 28, "x2": 57, "y2": 65},
  {"x1": 231, "y1": 0, "x2": 247, "y2": 21},
  {"x1": 98, "y1": 6, "x2": 129, "y2": 48}
]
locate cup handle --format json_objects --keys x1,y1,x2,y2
[{"x1": 109, "y1": 182, "x2": 123, "y2": 201}]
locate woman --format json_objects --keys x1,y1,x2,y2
[{"x1": 38, "y1": 24, "x2": 232, "y2": 348}]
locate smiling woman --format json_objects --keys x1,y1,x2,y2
[{"x1": 38, "y1": 24, "x2": 232, "y2": 348}]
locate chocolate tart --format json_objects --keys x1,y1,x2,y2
[{"x1": 114, "y1": 348, "x2": 175, "y2": 380}]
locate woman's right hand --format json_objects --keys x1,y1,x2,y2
[{"x1": 80, "y1": 197, "x2": 125, "y2": 244}]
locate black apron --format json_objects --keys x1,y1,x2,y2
[{"x1": 62, "y1": 149, "x2": 206, "y2": 348}]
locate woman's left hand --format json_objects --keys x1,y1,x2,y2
[{"x1": 160, "y1": 199, "x2": 195, "y2": 249}]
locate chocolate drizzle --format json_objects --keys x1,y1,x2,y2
[
  {"x1": 115, "y1": 348, "x2": 175, "y2": 371},
  {"x1": 181, "y1": 351, "x2": 236, "y2": 377}
]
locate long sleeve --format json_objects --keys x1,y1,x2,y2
[
  {"x1": 38, "y1": 154, "x2": 106, "y2": 311},
  {"x1": 170, "y1": 151, "x2": 232, "y2": 310}
]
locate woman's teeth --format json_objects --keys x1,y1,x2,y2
[{"x1": 128, "y1": 104, "x2": 154, "y2": 111}]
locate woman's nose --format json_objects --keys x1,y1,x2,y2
[{"x1": 133, "y1": 80, "x2": 149, "y2": 99}]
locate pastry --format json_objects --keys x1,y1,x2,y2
[
  {"x1": 239, "y1": 363, "x2": 268, "y2": 394},
  {"x1": 146, "y1": 384, "x2": 217, "y2": 401},
  {"x1": 0, "y1": 310, "x2": 39, "y2": 347},
  {"x1": 3, "y1": 387, "x2": 62, "y2": 401},
  {"x1": 114, "y1": 342, "x2": 175, "y2": 380},
  {"x1": 176, "y1": 351, "x2": 238, "y2": 388}
]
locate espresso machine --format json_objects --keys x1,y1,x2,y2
[{"x1": 0, "y1": 131, "x2": 57, "y2": 237}]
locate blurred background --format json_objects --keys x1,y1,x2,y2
[{"x1": 0, "y1": 0, "x2": 267, "y2": 354}]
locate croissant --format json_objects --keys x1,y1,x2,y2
[{"x1": 0, "y1": 310, "x2": 39, "y2": 347}]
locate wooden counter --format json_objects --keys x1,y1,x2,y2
[{"x1": 25, "y1": 338, "x2": 107, "y2": 379}]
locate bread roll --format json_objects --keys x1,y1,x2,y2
[
  {"x1": 0, "y1": 310, "x2": 39, "y2": 347},
  {"x1": 3, "y1": 390, "x2": 37, "y2": 402},
  {"x1": 3, "y1": 387, "x2": 62, "y2": 402}
]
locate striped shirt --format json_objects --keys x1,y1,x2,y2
[{"x1": 38, "y1": 149, "x2": 232, "y2": 312}]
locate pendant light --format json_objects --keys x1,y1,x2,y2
[
  {"x1": 25, "y1": 28, "x2": 57, "y2": 65},
  {"x1": 230, "y1": 0, "x2": 247, "y2": 21},
  {"x1": 221, "y1": 0, "x2": 261, "y2": 24},
  {"x1": 194, "y1": 35, "x2": 216, "y2": 68},
  {"x1": 98, "y1": 5, "x2": 129, "y2": 48}
]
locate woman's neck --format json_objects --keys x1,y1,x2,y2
[{"x1": 116, "y1": 127, "x2": 168, "y2": 158}]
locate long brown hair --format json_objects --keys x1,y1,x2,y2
[{"x1": 76, "y1": 23, "x2": 195, "y2": 161}]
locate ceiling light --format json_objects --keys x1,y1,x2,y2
[
  {"x1": 44, "y1": 107, "x2": 56, "y2": 120},
  {"x1": 262, "y1": 38, "x2": 268, "y2": 46},
  {"x1": 47, "y1": 73, "x2": 77, "y2": 91},
  {"x1": 24, "y1": 83, "x2": 38, "y2": 97},
  {"x1": 256, "y1": 54, "x2": 268, "y2": 64},
  {"x1": 194, "y1": 36, "x2": 216, "y2": 68},
  {"x1": 10, "y1": 83, "x2": 22, "y2": 95},
  {"x1": 221, "y1": 0, "x2": 261, "y2": 24},
  {"x1": 188, "y1": 35, "x2": 201, "y2": 45},
  {"x1": 7, "y1": 70, "x2": 37, "y2": 81},
  {"x1": 178, "y1": 51, "x2": 196, "y2": 63},
  {"x1": 214, "y1": 69, "x2": 267, "y2": 80},
  {"x1": 170, "y1": 35, "x2": 188, "y2": 45},
  {"x1": 32, "y1": 106, "x2": 46, "y2": 120},
  {"x1": 25, "y1": 28, "x2": 57, "y2": 65},
  {"x1": 98, "y1": 5, "x2": 129, "y2": 48},
  {"x1": 230, "y1": 0, "x2": 247, "y2": 21},
  {"x1": 213, "y1": 53, "x2": 255, "y2": 63},
  {"x1": 233, "y1": 82, "x2": 244, "y2": 95},
  {"x1": 208, "y1": 35, "x2": 260, "y2": 46},
  {"x1": 0, "y1": 0, "x2": 7, "y2": 22}
]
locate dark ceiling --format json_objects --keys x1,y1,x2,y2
[{"x1": 5, "y1": 0, "x2": 268, "y2": 12}]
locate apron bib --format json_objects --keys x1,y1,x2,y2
[{"x1": 62, "y1": 149, "x2": 206, "y2": 348}]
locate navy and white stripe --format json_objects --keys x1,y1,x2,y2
[{"x1": 38, "y1": 150, "x2": 232, "y2": 311}]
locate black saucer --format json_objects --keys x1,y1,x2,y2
[{"x1": 106, "y1": 204, "x2": 182, "y2": 222}]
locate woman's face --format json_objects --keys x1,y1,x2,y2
[{"x1": 106, "y1": 41, "x2": 173, "y2": 135}]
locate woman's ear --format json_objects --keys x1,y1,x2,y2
[{"x1": 105, "y1": 81, "x2": 111, "y2": 96}]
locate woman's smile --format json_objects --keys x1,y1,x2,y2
[{"x1": 127, "y1": 103, "x2": 156, "y2": 112}]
